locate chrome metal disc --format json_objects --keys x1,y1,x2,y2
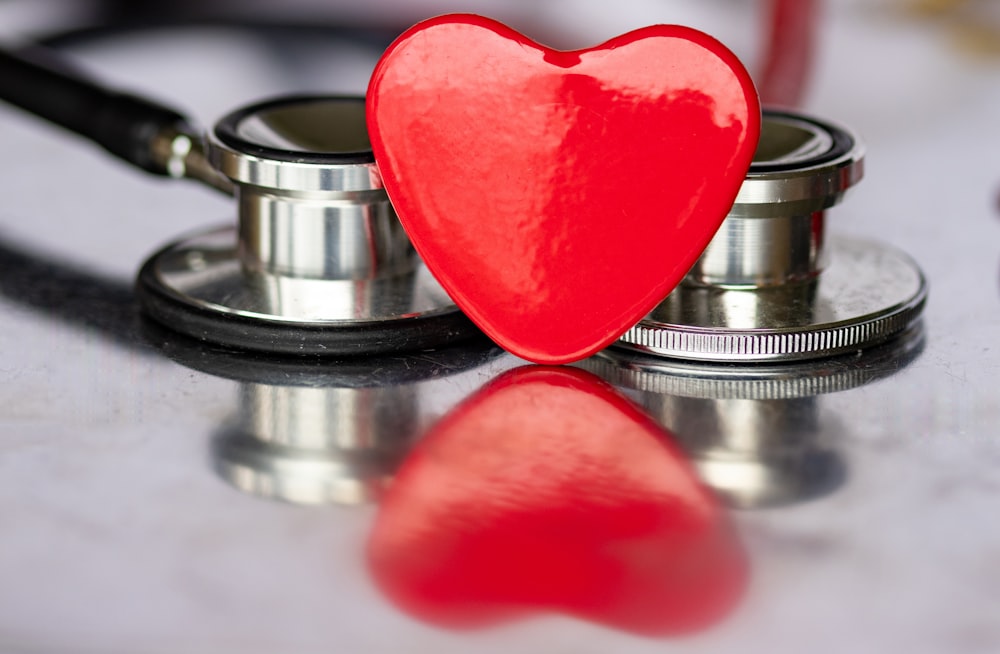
[
  {"x1": 137, "y1": 225, "x2": 477, "y2": 355},
  {"x1": 616, "y1": 235, "x2": 927, "y2": 362}
]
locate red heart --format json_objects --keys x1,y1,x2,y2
[
  {"x1": 367, "y1": 367, "x2": 746, "y2": 636},
  {"x1": 367, "y1": 15, "x2": 760, "y2": 364}
]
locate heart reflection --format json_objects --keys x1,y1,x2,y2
[{"x1": 367, "y1": 366, "x2": 746, "y2": 637}]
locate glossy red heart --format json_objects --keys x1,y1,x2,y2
[
  {"x1": 367, "y1": 367, "x2": 746, "y2": 636},
  {"x1": 367, "y1": 15, "x2": 760, "y2": 364}
]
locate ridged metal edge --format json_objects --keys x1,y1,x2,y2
[{"x1": 618, "y1": 283, "x2": 926, "y2": 363}]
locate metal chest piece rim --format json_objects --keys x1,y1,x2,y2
[
  {"x1": 615, "y1": 109, "x2": 928, "y2": 363},
  {"x1": 136, "y1": 95, "x2": 477, "y2": 356}
]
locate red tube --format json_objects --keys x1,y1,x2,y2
[{"x1": 758, "y1": 0, "x2": 820, "y2": 108}]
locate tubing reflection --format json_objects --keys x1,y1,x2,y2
[{"x1": 584, "y1": 325, "x2": 924, "y2": 508}]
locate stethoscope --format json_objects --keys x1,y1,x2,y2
[{"x1": 0, "y1": 28, "x2": 927, "y2": 363}]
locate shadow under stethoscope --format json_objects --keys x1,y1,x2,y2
[{"x1": 0, "y1": 233, "x2": 149, "y2": 351}]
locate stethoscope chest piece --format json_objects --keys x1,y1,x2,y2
[
  {"x1": 616, "y1": 110, "x2": 927, "y2": 362},
  {"x1": 137, "y1": 96, "x2": 477, "y2": 355}
]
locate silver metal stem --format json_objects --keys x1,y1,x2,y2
[
  {"x1": 686, "y1": 211, "x2": 825, "y2": 288},
  {"x1": 209, "y1": 97, "x2": 419, "y2": 281},
  {"x1": 237, "y1": 187, "x2": 415, "y2": 280},
  {"x1": 682, "y1": 112, "x2": 853, "y2": 290}
]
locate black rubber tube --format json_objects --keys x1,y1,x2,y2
[{"x1": 0, "y1": 44, "x2": 188, "y2": 174}]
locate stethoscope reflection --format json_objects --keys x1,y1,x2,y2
[
  {"x1": 145, "y1": 322, "x2": 503, "y2": 505},
  {"x1": 160, "y1": 338, "x2": 748, "y2": 636},
  {"x1": 584, "y1": 324, "x2": 925, "y2": 509},
  {"x1": 213, "y1": 382, "x2": 417, "y2": 505},
  {"x1": 147, "y1": 308, "x2": 922, "y2": 637}
]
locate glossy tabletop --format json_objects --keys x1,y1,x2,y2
[{"x1": 1, "y1": 1, "x2": 999, "y2": 653}]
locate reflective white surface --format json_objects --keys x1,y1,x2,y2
[{"x1": 2, "y1": 1, "x2": 1000, "y2": 653}]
